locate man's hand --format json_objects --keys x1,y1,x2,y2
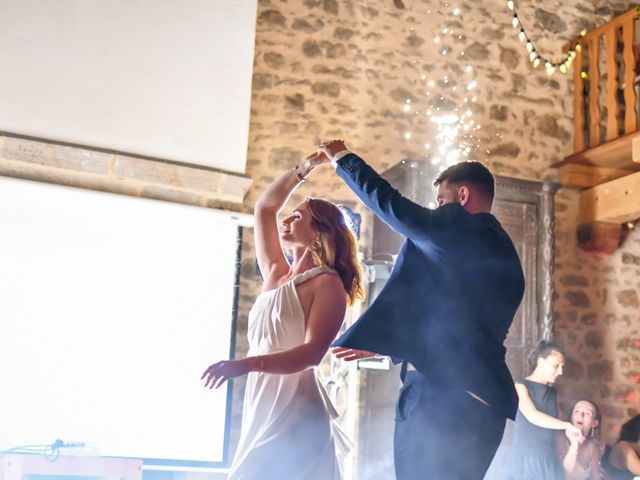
[
  {"x1": 319, "y1": 139, "x2": 348, "y2": 161},
  {"x1": 332, "y1": 347, "x2": 377, "y2": 362}
]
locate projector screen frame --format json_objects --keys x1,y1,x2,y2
[{"x1": 0, "y1": 175, "x2": 247, "y2": 471}]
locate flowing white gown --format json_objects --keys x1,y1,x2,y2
[{"x1": 228, "y1": 266, "x2": 351, "y2": 480}]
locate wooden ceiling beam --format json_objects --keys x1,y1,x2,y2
[
  {"x1": 558, "y1": 163, "x2": 633, "y2": 188},
  {"x1": 556, "y1": 130, "x2": 640, "y2": 171},
  {"x1": 579, "y1": 171, "x2": 640, "y2": 223}
]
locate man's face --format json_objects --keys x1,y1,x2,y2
[{"x1": 436, "y1": 180, "x2": 460, "y2": 207}]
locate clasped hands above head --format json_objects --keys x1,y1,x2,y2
[
  {"x1": 307, "y1": 139, "x2": 348, "y2": 164},
  {"x1": 317, "y1": 139, "x2": 347, "y2": 159},
  {"x1": 299, "y1": 139, "x2": 348, "y2": 176}
]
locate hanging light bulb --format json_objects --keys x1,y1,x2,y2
[
  {"x1": 526, "y1": 41, "x2": 534, "y2": 53},
  {"x1": 533, "y1": 57, "x2": 541, "y2": 68},
  {"x1": 546, "y1": 65, "x2": 555, "y2": 76},
  {"x1": 529, "y1": 51, "x2": 537, "y2": 62},
  {"x1": 545, "y1": 61, "x2": 552, "y2": 69},
  {"x1": 559, "y1": 63, "x2": 567, "y2": 74},
  {"x1": 519, "y1": 29, "x2": 526, "y2": 42},
  {"x1": 507, "y1": 0, "x2": 514, "y2": 11},
  {"x1": 512, "y1": 15, "x2": 519, "y2": 28},
  {"x1": 576, "y1": 44, "x2": 582, "y2": 52}
]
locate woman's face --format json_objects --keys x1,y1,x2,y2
[
  {"x1": 571, "y1": 401, "x2": 598, "y2": 437},
  {"x1": 280, "y1": 202, "x2": 317, "y2": 248},
  {"x1": 536, "y1": 350, "x2": 565, "y2": 384}
]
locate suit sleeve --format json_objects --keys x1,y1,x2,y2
[{"x1": 336, "y1": 153, "x2": 435, "y2": 241}]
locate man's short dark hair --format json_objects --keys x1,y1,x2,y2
[{"x1": 433, "y1": 161, "x2": 495, "y2": 200}]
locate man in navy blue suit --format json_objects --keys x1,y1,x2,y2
[{"x1": 311, "y1": 140, "x2": 525, "y2": 479}]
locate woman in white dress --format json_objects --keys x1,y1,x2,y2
[{"x1": 202, "y1": 152, "x2": 364, "y2": 480}]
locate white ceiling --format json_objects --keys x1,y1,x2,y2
[{"x1": 0, "y1": 0, "x2": 257, "y2": 174}]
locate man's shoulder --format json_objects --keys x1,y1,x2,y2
[{"x1": 432, "y1": 202, "x2": 466, "y2": 218}]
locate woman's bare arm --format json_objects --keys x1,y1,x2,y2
[
  {"x1": 202, "y1": 275, "x2": 347, "y2": 387},
  {"x1": 253, "y1": 155, "x2": 317, "y2": 283},
  {"x1": 515, "y1": 383, "x2": 577, "y2": 431}
]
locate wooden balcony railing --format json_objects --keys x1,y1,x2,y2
[
  {"x1": 559, "y1": 8, "x2": 640, "y2": 235},
  {"x1": 572, "y1": 7, "x2": 640, "y2": 153}
]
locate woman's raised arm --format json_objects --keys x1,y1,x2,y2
[{"x1": 253, "y1": 153, "x2": 319, "y2": 283}]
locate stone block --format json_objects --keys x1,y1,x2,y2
[
  {"x1": 565, "y1": 291, "x2": 591, "y2": 309},
  {"x1": 585, "y1": 331, "x2": 605, "y2": 349},
  {"x1": 615, "y1": 386, "x2": 640, "y2": 404},
  {"x1": 1, "y1": 136, "x2": 112, "y2": 175},
  {"x1": 564, "y1": 357, "x2": 585, "y2": 380},
  {"x1": 616, "y1": 289, "x2": 640, "y2": 308},
  {"x1": 587, "y1": 360, "x2": 613, "y2": 381}
]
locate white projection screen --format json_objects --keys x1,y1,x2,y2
[
  {"x1": 0, "y1": 0, "x2": 257, "y2": 172},
  {"x1": 0, "y1": 176, "x2": 241, "y2": 468}
]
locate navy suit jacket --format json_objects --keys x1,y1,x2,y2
[{"x1": 333, "y1": 153, "x2": 524, "y2": 420}]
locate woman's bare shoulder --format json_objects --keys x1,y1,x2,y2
[{"x1": 298, "y1": 269, "x2": 345, "y2": 297}]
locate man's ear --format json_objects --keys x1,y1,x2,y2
[{"x1": 457, "y1": 185, "x2": 470, "y2": 205}]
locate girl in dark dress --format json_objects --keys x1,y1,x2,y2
[{"x1": 504, "y1": 341, "x2": 583, "y2": 479}]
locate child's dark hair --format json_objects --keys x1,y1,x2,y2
[
  {"x1": 527, "y1": 340, "x2": 565, "y2": 374},
  {"x1": 618, "y1": 414, "x2": 640, "y2": 443}
]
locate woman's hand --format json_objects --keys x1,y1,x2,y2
[
  {"x1": 319, "y1": 140, "x2": 348, "y2": 159},
  {"x1": 298, "y1": 151, "x2": 329, "y2": 178},
  {"x1": 565, "y1": 423, "x2": 585, "y2": 443},
  {"x1": 201, "y1": 358, "x2": 251, "y2": 389},
  {"x1": 565, "y1": 428, "x2": 584, "y2": 446},
  {"x1": 332, "y1": 347, "x2": 377, "y2": 362}
]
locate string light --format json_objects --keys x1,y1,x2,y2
[{"x1": 507, "y1": 0, "x2": 582, "y2": 76}]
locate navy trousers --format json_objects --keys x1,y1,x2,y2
[{"x1": 394, "y1": 371, "x2": 506, "y2": 480}]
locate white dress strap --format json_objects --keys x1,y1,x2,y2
[{"x1": 292, "y1": 265, "x2": 336, "y2": 286}]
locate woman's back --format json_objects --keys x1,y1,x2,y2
[{"x1": 512, "y1": 379, "x2": 559, "y2": 451}]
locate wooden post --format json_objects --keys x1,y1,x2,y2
[
  {"x1": 589, "y1": 35, "x2": 601, "y2": 148},
  {"x1": 605, "y1": 27, "x2": 620, "y2": 141},
  {"x1": 573, "y1": 44, "x2": 585, "y2": 152},
  {"x1": 623, "y1": 19, "x2": 637, "y2": 134}
]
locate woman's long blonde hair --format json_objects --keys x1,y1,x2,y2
[{"x1": 304, "y1": 198, "x2": 365, "y2": 306}]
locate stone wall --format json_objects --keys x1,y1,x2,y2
[
  {"x1": 232, "y1": 0, "x2": 638, "y2": 458},
  {"x1": 554, "y1": 188, "x2": 640, "y2": 443}
]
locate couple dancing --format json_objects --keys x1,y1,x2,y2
[{"x1": 202, "y1": 141, "x2": 525, "y2": 480}]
